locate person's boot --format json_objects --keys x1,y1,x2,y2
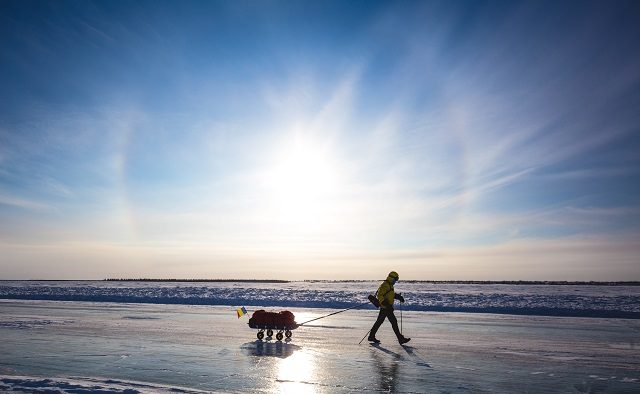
[
  {"x1": 368, "y1": 335, "x2": 381, "y2": 344},
  {"x1": 399, "y1": 336, "x2": 411, "y2": 345}
]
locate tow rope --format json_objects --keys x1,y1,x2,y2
[
  {"x1": 298, "y1": 301, "x2": 371, "y2": 326},
  {"x1": 297, "y1": 286, "x2": 395, "y2": 326}
]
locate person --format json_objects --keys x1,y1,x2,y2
[{"x1": 368, "y1": 271, "x2": 410, "y2": 344}]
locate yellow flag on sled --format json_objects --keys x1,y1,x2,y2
[{"x1": 236, "y1": 306, "x2": 248, "y2": 318}]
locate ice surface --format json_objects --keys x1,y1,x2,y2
[
  {"x1": 1, "y1": 281, "x2": 638, "y2": 318},
  {"x1": 0, "y1": 300, "x2": 639, "y2": 393}
]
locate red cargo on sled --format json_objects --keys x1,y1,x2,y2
[{"x1": 248, "y1": 310, "x2": 298, "y2": 341}]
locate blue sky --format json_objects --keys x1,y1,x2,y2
[{"x1": 1, "y1": 0, "x2": 639, "y2": 280}]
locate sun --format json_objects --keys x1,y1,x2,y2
[{"x1": 262, "y1": 135, "x2": 342, "y2": 229}]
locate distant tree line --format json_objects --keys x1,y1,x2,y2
[
  {"x1": 102, "y1": 278, "x2": 640, "y2": 285},
  {"x1": 303, "y1": 280, "x2": 640, "y2": 286},
  {"x1": 104, "y1": 278, "x2": 290, "y2": 283},
  {"x1": 402, "y1": 280, "x2": 640, "y2": 286}
]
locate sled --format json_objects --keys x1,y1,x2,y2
[{"x1": 248, "y1": 310, "x2": 299, "y2": 341}]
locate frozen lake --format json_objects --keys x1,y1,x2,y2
[{"x1": 0, "y1": 300, "x2": 639, "y2": 393}]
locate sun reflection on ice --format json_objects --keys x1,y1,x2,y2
[{"x1": 276, "y1": 350, "x2": 316, "y2": 393}]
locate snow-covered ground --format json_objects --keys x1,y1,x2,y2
[
  {"x1": 0, "y1": 300, "x2": 638, "y2": 393},
  {"x1": 1, "y1": 281, "x2": 638, "y2": 318}
]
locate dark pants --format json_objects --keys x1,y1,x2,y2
[{"x1": 369, "y1": 307, "x2": 403, "y2": 340}]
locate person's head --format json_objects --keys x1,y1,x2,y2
[{"x1": 388, "y1": 271, "x2": 399, "y2": 284}]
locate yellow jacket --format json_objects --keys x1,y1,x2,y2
[{"x1": 376, "y1": 275, "x2": 396, "y2": 309}]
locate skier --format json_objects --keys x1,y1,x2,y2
[{"x1": 368, "y1": 271, "x2": 411, "y2": 344}]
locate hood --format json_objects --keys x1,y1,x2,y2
[{"x1": 386, "y1": 271, "x2": 399, "y2": 283}]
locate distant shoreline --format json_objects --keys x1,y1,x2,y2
[
  {"x1": 104, "y1": 278, "x2": 290, "y2": 283},
  {"x1": 307, "y1": 280, "x2": 640, "y2": 286},
  {"x1": 106, "y1": 279, "x2": 640, "y2": 286},
  {"x1": 0, "y1": 279, "x2": 638, "y2": 286}
]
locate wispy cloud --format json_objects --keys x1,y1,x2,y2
[{"x1": 0, "y1": 194, "x2": 49, "y2": 211}]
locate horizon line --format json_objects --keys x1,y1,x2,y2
[{"x1": 0, "y1": 278, "x2": 639, "y2": 286}]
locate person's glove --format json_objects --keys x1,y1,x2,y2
[{"x1": 395, "y1": 293, "x2": 405, "y2": 303}]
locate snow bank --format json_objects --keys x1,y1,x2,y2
[
  {"x1": 0, "y1": 375, "x2": 209, "y2": 393},
  {"x1": 0, "y1": 281, "x2": 638, "y2": 318}
]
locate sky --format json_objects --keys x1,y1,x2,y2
[{"x1": 1, "y1": 0, "x2": 639, "y2": 280}]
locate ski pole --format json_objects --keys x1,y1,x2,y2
[
  {"x1": 400, "y1": 303, "x2": 403, "y2": 335},
  {"x1": 358, "y1": 329, "x2": 372, "y2": 345}
]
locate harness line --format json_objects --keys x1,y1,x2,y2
[
  {"x1": 298, "y1": 286, "x2": 395, "y2": 326},
  {"x1": 298, "y1": 301, "x2": 371, "y2": 326}
]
